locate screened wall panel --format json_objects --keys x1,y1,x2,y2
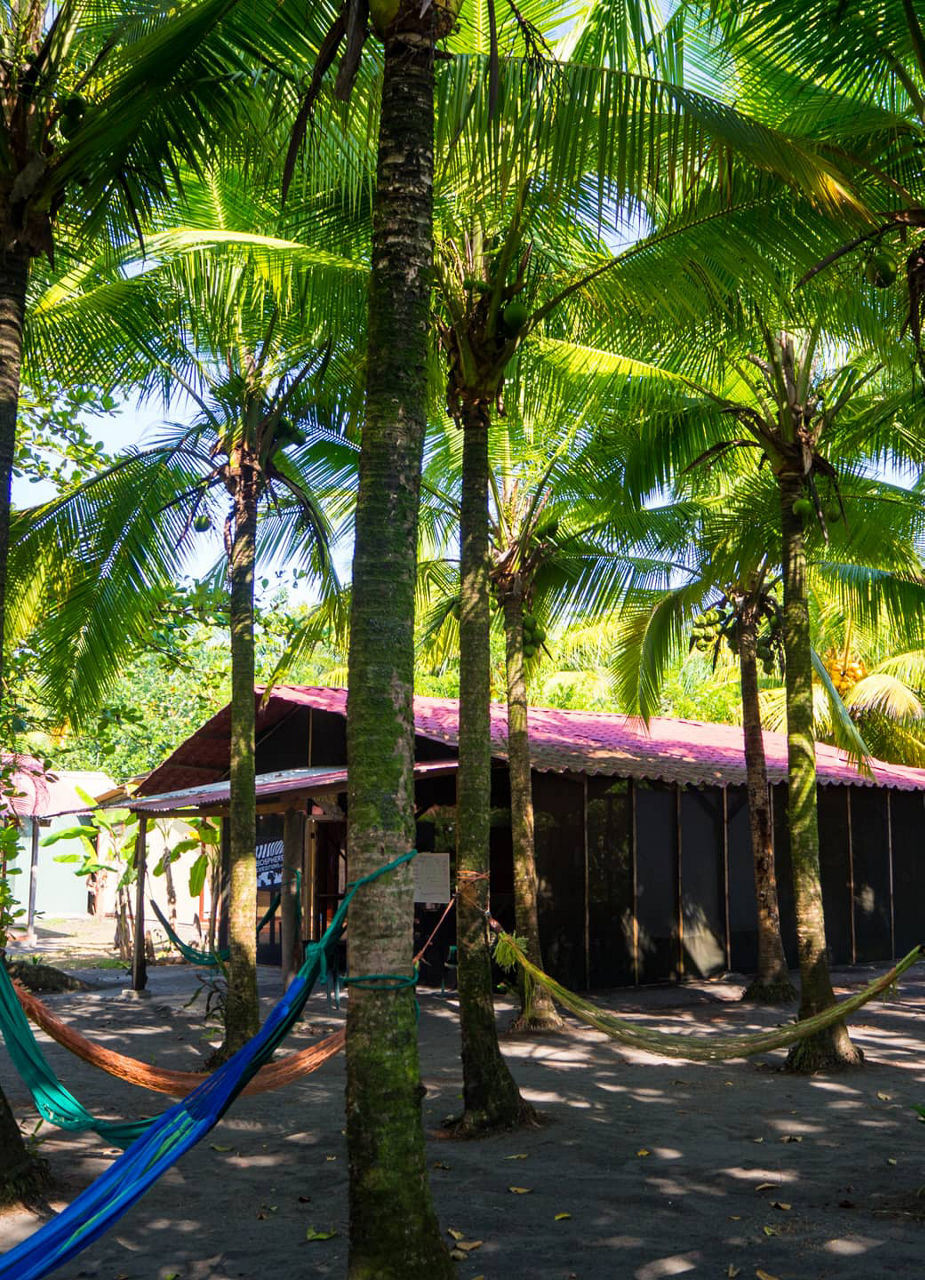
[
  {"x1": 726, "y1": 786, "x2": 758, "y2": 973},
  {"x1": 680, "y1": 787, "x2": 727, "y2": 977},
  {"x1": 586, "y1": 777, "x2": 634, "y2": 986},
  {"x1": 771, "y1": 785, "x2": 799, "y2": 967},
  {"x1": 817, "y1": 787, "x2": 852, "y2": 965},
  {"x1": 850, "y1": 789, "x2": 892, "y2": 962},
  {"x1": 635, "y1": 781, "x2": 680, "y2": 982},
  {"x1": 533, "y1": 773, "x2": 586, "y2": 990},
  {"x1": 890, "y1": 791, "x2": 925, "y2": 955}
]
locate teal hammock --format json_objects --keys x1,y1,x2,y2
[
  {"x1": 0, "y1": 850, "x2": 418, "y2": 1280},
  {"x1": 150, "y1": 891, "x2": 283, "y2": 967}
]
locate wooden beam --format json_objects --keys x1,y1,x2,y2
[{"x1": 131, "y1": 816, "x2": 148, "y2": 992}]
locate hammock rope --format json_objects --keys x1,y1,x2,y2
[
  {"x1": 7, "y1": 975, "x2": 344, "y2": 1098},
  {"x1": 493, "y1": 932, "x2": 924, "y2": 1061},
  {"x1": 150, "y1": 890, "x2": 284, "y2": 967},
  {"x1": 0, "y1": 849, "x2": 418, "y2": 1280}
]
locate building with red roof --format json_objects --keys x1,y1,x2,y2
[{"x1": 130, "y1": 686, "x2": 925, "y2": 988}]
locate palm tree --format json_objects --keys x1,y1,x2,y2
[
  {"x1": 0, "y1": 0, "x2": 306, "y2": 1206},
  {"x1": 9, "y1": 163, "x2": 355, "y2": 1056},
  {"x1": 582, "y1": 286, "x2": 925, "y2": 1065}
]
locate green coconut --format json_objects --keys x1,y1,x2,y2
[
  {"x1": 193, "y1": 513, "x2": 211, "y2": 533},
  {"x1": 792, "y1": 496, "x2": 814, "y2": 519},
  {"x1": 866, "y1": 250, "x2": 898, "y2": 289},
  {"x1": 501, "y1": 300, "x2": 530, "y2": 335}
]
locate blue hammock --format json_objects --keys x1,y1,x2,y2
[{"x1": 0, "y1": 850, "x2": 416, "y2": 1280}]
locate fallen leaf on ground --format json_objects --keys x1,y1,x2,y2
[
  {"x1": 305, "y1": 1227, "x2": 337, "y2": 1242},
  {"x1": 770, "y1": 1201, "x2": 791, "y2": 1211},
  {"x1": 728, "y1": 1215, "x2": 741, "y2": 1221},
  {"x1": 555, "y1": 1213, "x2": 572, "y2": 1221},
  {"x1": 508, "y1": 1186, "x2": 532, "y2": 1194},
  {"x1": 433, "y1": 1161, "x2": 451, "y2": 1170},
  {"x1": 755, "y1": 1183, "x2": 775, "y2": 1193},
  {"x1": 636, "y1": 1149, "x2": 650, "y2": 1158},
  {"x1": 727, "y1": 1267, "x2": 741, "y2": 1278},
  {"x1": 504, "y1": 1154, "x2": 528, "y2": 1160},
  {"x1": 755, "y1": 1271, "x2": 780, "y2": 1280},
  {"x1": 888, "y1": 1158, "x2": 898, "y2": 1166},
  {"x1": 762, "y1": 1226, "x2": 777, "y2": 1237},
  {"x1": 877, "y1": 1092, "x2": 891, "y2": 1101},
  {"x1": 209, "y1": 1144, "x2": 232, "y2": 1153},
  {"x1": 753, "y1": 1137, "x2": 764, "y2": 1143},
  {"x1": 456, "y1": 1241, "x2": 483, "y2": 1252},
  {"x1": 447, "y1": 1229, "x2": 463, "y2": 1241},
  {"x1": 449, "y1": 1249, "x2": 466, "y2": 1261},
  {"x1": 325, "y1": 1154, "x2": 337, "y2": 1162}
]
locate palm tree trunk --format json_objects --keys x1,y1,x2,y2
[
  {"x1": 222, "y1": 455, "x2": 260, "y2": 1056},
  {"x1": 456, "y1": 401, "x2": 534, "y2": 1132},
  {"x1": 738, "y1": 609, "x2": 796, "y2": 1003},
  {"x1": 344, "y1": 10, "x2": 452, "y2": 1276},
  {"x1": 0, "y1": 246, "x2": 48, "y2": 1202},
  {"x1": 0, "y1": 247, "x2": 28, "y2": 666},
  {"x1": 778, "y1": 475, "x2": 861, "y2": 1070},
  {"x1": 501, "y1": 584, "x2": 562, "y2": 1031}
]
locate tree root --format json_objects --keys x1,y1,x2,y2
[
  {"x1": 507, "y1": 1009, "x2": 566, "y2": 1035},
  {"x1": 0, "y1": 1151, "x2": 51, "y2": 1208},
  {"x1": 443, "y1": 1098, "x2": 542, "y2": 1138},
  {"x1": 742, "y1": 976, "x2": 798, "y2": 1004},
  {"x1": 785, "y1": 1021, "x2": 864, "y2": 1073}
]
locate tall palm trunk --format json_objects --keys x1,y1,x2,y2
[
  {"x1": 456, "y1": 402, "x2": 534, "y2": 1131},
  {"x1": 0, "y1": 246, "x2": 48, "y2": 1201},
  {"x1": 738, "y1": 608, "x2": 796, "y2": 1003},
  {"x1": 344, "y1": 9, "x2": 452, "y2": 1275},
  {"x1": 501, "y1": 584, "x2": 562, "y2": 1031},
  {"x1": 0, "y1": 248, "x2": 28, "y2": 666},
  {"x1": 778, "y1": 475, "x2": 861, "y2": 1070},
  {"x1": 222, "y1": 450, "x2": 260, "y2": 1055}
]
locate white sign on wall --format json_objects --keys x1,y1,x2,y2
[{"x1": 414, "y1": 852, "x2": 451, "y2": 904}]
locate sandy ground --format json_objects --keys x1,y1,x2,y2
[{"x1": 2, "y1": 953, "x2": 925, "y2": 1280}]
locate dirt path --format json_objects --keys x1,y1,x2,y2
[{"x1": 2, "y1": 961, "x2": 925, "y2": 1279}]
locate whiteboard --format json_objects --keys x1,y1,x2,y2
[{"x1": 414, "y1": 852, "x2": 451, "y2": 903}]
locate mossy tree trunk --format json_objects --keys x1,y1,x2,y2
[
  {"x1": 222, "y1": 447, "x2": 260, "y2": 1056},
  {"x1": 0, "y1": 246, "x2": 48, "y2": 1201},
  {"x1": 455, "y1": 401, "x2": 535, "y2": 1131},
  {"x1": 500, "y1": 582, "x2": 562, "y2": 1031},
  {"x1": 738, "y1": 606, "x2": 796, "y2": 1003},
  {"x1": 344, "y1": 8, "x2": 452, "y2": 1276},
  {"x1": 778, "y1": 474, "x2": 861, "y2": 1070}
]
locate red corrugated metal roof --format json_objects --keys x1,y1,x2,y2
[
  {"x1": 1, "y1": 755, "x2": 115, "y2": 817},
  {"x1": 135, "y1": 685, "x2": 925, "y2": 796},
  {"x1": 128, "y1": 760, "x2": 459, "y2": 814}
]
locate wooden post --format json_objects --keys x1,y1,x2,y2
[
  {"x1": 25, "y1": 818, "x2": 40, "y2": 941},
  {"x1": 131, "y1": 816, "x2": 148, "y2": 992},
  {"x1": 281, "y1": 808, "x2": 305, "y2": 989}
]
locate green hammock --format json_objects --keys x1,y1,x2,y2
[
  {"x1": 494, "y1": 932, "x2": 924, "y2": 1061},
  {"x1": 0, "y1": 960, "x2": 152, "y2": 1146},
  {"x1": 151, "y1": 891, "x2": 284, "y2": 966}
]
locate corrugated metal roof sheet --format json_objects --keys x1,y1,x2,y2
[
  {"x1": 134, "y1": 685, "x2": 925, "y2": 796},
  {"x1": 128, "y1": 760, "x2": 459, "y2": 813},
  {"x1": 1, "y1": 756, "x2": 115, "y2": 817}
]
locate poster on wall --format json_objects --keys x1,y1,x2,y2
[{"x1": 256, "y1": 840, "x2": 284, "y2": 889}]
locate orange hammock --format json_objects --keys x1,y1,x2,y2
[{"x1": 12, "y1": 980, "x2": 344, "y2": 1098}]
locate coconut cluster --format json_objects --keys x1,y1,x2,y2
[{"x1": 522, "y1": 610, "x2": 546, "y2": 660}]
